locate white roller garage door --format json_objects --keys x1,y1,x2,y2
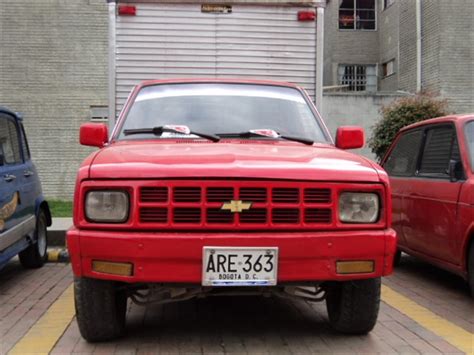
[{"x1": 113, "y1": 2, "x2": 317, "y2": 115}]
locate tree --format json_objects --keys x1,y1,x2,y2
[{"x1": 368, "y1": 93, "x2": 449, "y2": 160}]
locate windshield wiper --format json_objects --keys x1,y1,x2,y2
[
  {"x1": 123, "y1": 125, "x2": 220, "y2": 142},
  {"x1": 216, "y1": 129, "x2": 314, "y2": 146}
]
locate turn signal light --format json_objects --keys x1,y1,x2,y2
[
  {"x1": 118, "y1": 5, "x2": 136, "y2": 16},
  {"x1": 92, "y1": 260, "x2": 133, "y2": 276},
  {"x1": 336, "y1": 260, "x2": 374, "y2": 274}
]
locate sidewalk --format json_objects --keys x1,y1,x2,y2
[{"x1": 48, "y1": 217, "x2": 72, "y2": 247}]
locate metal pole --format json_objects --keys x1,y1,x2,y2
[
  {"x1": 108, "y1": 1, "x2": 117, "y2": 133},
  {"x1": 315, "y1": 6, "x2": 325, "y2": 111},
  {"x1": 416, "y1": 0, "x2": 422, "y2": 92}
]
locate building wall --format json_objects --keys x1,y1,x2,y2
[
  {"x1": 321, "y1": 92, "x2": 407, "y2": 160},
  {"x1": 438, "y1": 0, "x2": 473, "y2": 113},
  {"x1": 323, "y1": 1, "x2": 379, "y2": 87},
  {"x1": 420, "y1": 1, "x2": 441, "y2": 95},
  {"x1": 396, "y1": 0, "x2": 416, "y2": 93},
  {"x1": 0, "y1": 0, "x2": 108, "y2": 199},
  {"x1": 378, "y1": 1, "x2": 399, "y2": 91}
]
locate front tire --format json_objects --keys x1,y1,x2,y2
[
  {"x1": 74, "y1": 277, "x2": 127, "y2": 342},
  {"x1": 19, "y1": 209, "x2": 48, "y2": 268},
  {"x1": 326, "y1": 278, "x2": 381, "y2": 334}
]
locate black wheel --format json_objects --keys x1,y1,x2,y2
[
  {"x1": 468, "y1": 243, "x2": 474, "y2": 298},
  {"x1": 74, "y1": 277, "x2": 127, "y2": 342},
  {"x1": 326, "y1": 278, "x2": 381, "y2": 334},
  {"x1": 393, "y1": 249, "x2": 402, "y2": 267},
  {"x1": 19, "y1": 209, "x2": 48, "y2": 268}
]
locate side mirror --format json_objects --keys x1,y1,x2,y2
[
  {"x1": 449, "y1": 160, "x2": 464, "y2": 182},
  {"x1": 80, "y1": 123, "x2": 108, "y2": 148},
  {"x1": 335, "y1": 126, "x2": 365, "y2": 150}
]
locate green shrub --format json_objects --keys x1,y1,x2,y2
[{"x1": 368, "y1": 93, "x2": 449, "y2": 160}]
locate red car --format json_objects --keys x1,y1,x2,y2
[
  {"x1": 68, "y1": 79, "x2": 397, "y2": 341},
  {"x1": 381, "y1": 114, "x2": 474, "y2": 296}
]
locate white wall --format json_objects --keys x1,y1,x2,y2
[{"x1": 321, "y1": 92, "x2": 408, "y2": 161}]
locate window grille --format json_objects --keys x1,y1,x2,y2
[{"x1": 338, "y1": 65, "x2": 377, "y2": 92}]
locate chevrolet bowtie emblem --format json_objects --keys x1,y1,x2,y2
[{"x1": 221, "y1": 200, "x2": 252, "y2": 213}]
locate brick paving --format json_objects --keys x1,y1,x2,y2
[
  {"x1": 1, "y1": 255, "x2": 472, "y2": 354},
  {"x1": 384, "y1": 254, "x2": 474, "y2": 334},
  {"x1": 0, "y1": 259, "x2": 71, "y2": 354}
]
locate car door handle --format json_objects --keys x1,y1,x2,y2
[
  {"x1": 4, "y1": 174, "x2": 16, "y2": 182},
  {"x1": 24, "y1": 170, "x2": 34, "y2": 177}
]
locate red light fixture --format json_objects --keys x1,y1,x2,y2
[
  {"x1": 298, "y1": 11, "x2": 316, "y2": 22},
  {"x1": 118, "y1": 5, "x2": 136, "y2": 16}
]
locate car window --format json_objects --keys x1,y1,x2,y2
[
  {"x1": 20, "y1": 123, "x2": 31, "y2": 161},
  {"x1": 383, "y1": 130, "x2": 423, "y2": 177},
  {"x1": 0, "y1": 114, "x2": 22, "y2": 165},
  {"x1": 465, "y1": 121, "x2": 474, "y2": 172},
  {"x1": 117, "y1": 83, "x2": 329, "y2": 143},
  {"x1": 419, "y1": 125, "x2": 455, "y2": 177}
]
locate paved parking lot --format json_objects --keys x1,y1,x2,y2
[{"x1": 1, "y1": 255, "x2": 473, "y2": 354}]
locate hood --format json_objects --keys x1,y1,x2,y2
[{"x1": 88, "y1": 140, "x2": 381, "y2": 182}]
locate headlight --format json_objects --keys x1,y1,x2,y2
[
  {"x1": 339, "y1": 192, "x2": 379, "y2": 223},
  {"x1": 85, "y1": 190, "x2": 129, "y2": 223}
]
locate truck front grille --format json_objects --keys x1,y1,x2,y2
[{"x1": 137, "y1": 180, "x2": 334, "y2": 230}]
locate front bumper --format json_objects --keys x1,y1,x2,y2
[{"x1": 67, "y1": 228, "x2": 397, "y2": 283}]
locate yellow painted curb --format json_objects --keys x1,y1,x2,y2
[
  {"x1": 382, "y1": 285, "x2": 474, "y2": 355},
  {"x1": 47, "y1": 249, "x2": 61, "y2": 262},
  {"x1": 8, "y1": 284, "x2": 75, "y2": 355}
]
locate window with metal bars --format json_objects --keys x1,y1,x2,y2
[{"x1": 338, "y1": 64, "x2": 377, "y2": 92}]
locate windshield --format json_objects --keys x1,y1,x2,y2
[
  {"x1": 117, "y1": 83, "x2": 329, "y2": 143},
  {"x1": 465, "y1": 121, "x2": 474, "y2": 171}
]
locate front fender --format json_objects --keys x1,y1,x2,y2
[{"x1": 35, "y1": 196, "x2": 52, "y2": 227}]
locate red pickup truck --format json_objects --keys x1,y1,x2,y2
[{"x1": 67, "y1": 79, "x2": 397, "y2": 341}]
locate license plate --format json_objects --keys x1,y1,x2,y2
[{"x1": 202, "y1": 247, "x2": 278, "y2": 286}]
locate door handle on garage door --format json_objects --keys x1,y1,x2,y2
[
  {"x1": 24, "y1": 170, "x2": 34, "y2": 177},
  {"x1": 4, "y1": 174, "x2": 16, "y2": 182}
]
